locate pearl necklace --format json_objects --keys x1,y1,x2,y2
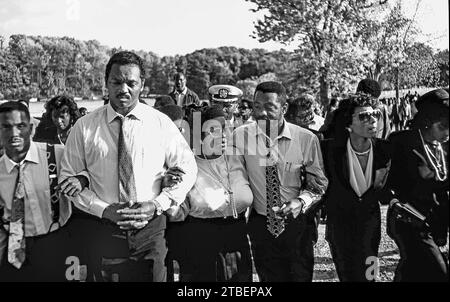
[{"x1": 419, "y1": 130, "x2": 448, "y2": 182}]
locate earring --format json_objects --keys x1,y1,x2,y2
[{"x1": 346, "y1": 127, "x2": 353, "y2": 133}]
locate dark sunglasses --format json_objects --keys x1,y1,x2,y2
[{"x1": 355, "y1": 110, "x2": 381, "y2": 123}]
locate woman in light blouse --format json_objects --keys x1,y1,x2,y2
[{"x1": 164, "y1": 105, "x2": 253, "y2": 282}]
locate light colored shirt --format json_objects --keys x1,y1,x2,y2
[
  {"x1": 59, "y1": 102, "x2": 197, "y2": 218},
  {"x1": 231, "y1": 120, "x2": 328, "y2": 216},
  {"x1": 186, "y1": 154, "x2": 253, "y2": 219},
  {"x1": 309, "y1": 114, "x2": 325, "y2": 131},
  {"x1": 0, "y1": 142, "x2": 71, "y2": 237},
  {"x1": 175, "y1": 87, "x2": 188, "y2": 107}
]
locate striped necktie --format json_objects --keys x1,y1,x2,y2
[
  {"x1": 8, "y1": 163, "x2": 26, "y2": 269},
  {"x1": 117, "y1": 116, "x2": 141, "y2": 251},
  {"x1": 117, "y1": 116, "x2": 137, "y2": 206}
]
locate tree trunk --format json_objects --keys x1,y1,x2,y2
[
  {"x1": 395, "y1": 67, "x2": 400, "y2": 101},
  {"x1": 319, "y1": 67, "x2": 329, "y2": 107}
]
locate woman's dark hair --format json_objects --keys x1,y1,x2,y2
[
  {"x1": 340, "y1": 93, "x2": 379, "y2": 128},
  {"x1": 187, "y1": 105, "x2": 224, "y2": 131},
  {"x1": 158, "y1": 105, "x2": 183, "y2": 122},
  {"x1": 329, "y1": 93, "x2": 379, "y2": 143},
  {"x1": 46, "y1": 95, "x2": 80, "y2": 127},
  {"x1": 154, "y1": 95, "x2": 175, "y2": 109},
  {"x1": 105, "y1": 51, "x2": 146, "y2": 84}
]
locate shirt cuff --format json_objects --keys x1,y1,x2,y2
[
  {"x1": 154, "y1": 192, "x2": 172, "y2": 211},
  {"x1": 299, "y1": 193, "x2": 313, "y2": 213},
  {"x1": 77, "y1": 190, "x2": 110, "y2": 218},
  {"x1": 90, "y1": 201, "x2": 110, "y2": 218}
]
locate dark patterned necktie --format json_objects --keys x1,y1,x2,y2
[
  {"x1": 265, "y1": 141, "x2": 285, "y2": 237},
  {"x1": 8, "y1": 163, "x2": 26, "y2": 269},
  {"x1": 117, "y1": 116, "x2": 140, "y2": 250}
]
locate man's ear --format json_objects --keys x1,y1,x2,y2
[
  {"x1": 29, "y1": 122, "x2": 35, "y2": 137},
  {"x1": 282, "y1": 102, "x2": 289, "y2": 115},
  {"x1": 140, "y1": 78, "x2": 146, "y2": 92}
]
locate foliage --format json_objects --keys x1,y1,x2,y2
[{"x1": 0, "y1": 31, "x2": 447, "y2": 102}]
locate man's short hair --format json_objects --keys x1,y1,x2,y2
[
  {"x1": 254, "y1": 81, "x2": 287, "y2": 104},
  {"x1": 0, "y1": 101, "x2": 31, "y2": 122},
  {"x1": 174, "y1": 72, "x2": 185, "y2": 81},
  {"x1": 105, "y1": 51, "x2": 146, "y2": 84}
]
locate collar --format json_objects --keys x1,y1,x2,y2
[
  {"x1": 249, "y1": 119, "x2": 292, "y2": 141},
  {"x1": 4, "y1": 141, "x2": 40, "y2": 174},
  {"x1": 174, "y1": 87, "x2": 188, "y2": 95},
  {"x1": 107, "y1": 101, "x2": 145, "y2": 124}
]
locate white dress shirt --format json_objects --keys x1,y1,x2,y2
[{"x1": 59, "y1": 102, "x2": 197, "y2": 218}]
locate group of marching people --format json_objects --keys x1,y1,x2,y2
[{"x1": 0, "y1": 51, "x2": 448, "y2": 282}]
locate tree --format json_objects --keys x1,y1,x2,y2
[
  {"x1": 435, "y1": 49, "x2": 449, "y2": 87},
  {"x1": 247, "y1": 0, "x2": 389, "y2": 105}
]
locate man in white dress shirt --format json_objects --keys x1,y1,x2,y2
[{"x1": 59, "y1": 51, "x2": 197, "y2": 282}]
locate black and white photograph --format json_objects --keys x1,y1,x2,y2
[{"x1": 0, "y1": 0, "x2": 448, "y2": 286}]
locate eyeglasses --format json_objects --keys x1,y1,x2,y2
[{"x1": 354, "y1": 110, "x2": 381, "y2": 123}]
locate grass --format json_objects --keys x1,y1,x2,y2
[{"x1": 312, "y1": 205, "x2": 449, "y2": 282}]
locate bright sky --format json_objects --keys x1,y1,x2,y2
[{"x1": 0, "y1": 0, "x2": 448, "y2": 56}]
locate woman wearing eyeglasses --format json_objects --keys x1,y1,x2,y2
[
  {"x1": 321, "y1": 93, "x2": 391, "y2": 282},
  {"x1": 163, "y1": 105, "x2": 253, "y2": 282},
  {"x1": 386, "y1": 89, "x2": 448, "y2": 282}
]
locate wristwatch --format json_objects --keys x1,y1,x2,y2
[
  {"x1": 153, "y1": 200, "x2": 164, "y2": 216},
  {"x1": 298, "y1": 198, "x2": 307, "y2": 214}
]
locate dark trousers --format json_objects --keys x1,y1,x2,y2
[
  {"x1": 63, "y1": 208, "x2": 102, "y2": 282},
  {"x1": 86, "y1": 215, "x2": 167, "y2": 282},
  {"x1": 390, "y1": 220, "x2": 448, "y2": 282},
  {"x1": 169, "y1": 214, "x2": 252, "y2": 282},
  {"x1": 294, "y1": 212, "x2": 320, "y2": 282},
  {"x1": 0, "y1": 227, "x2": 71, "y2": 282},
  {"x1": 248, "y1": 211, "x2": 310, "y2": 282},
  {"x1": 326, "y1": 206, "x2": 381, "y2": 282},
  {"x1": 165, "y1": 219, "x2": 190, "y2": 282}
]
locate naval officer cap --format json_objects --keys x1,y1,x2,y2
[{"x1": 208, "y1": 85, "x2": 243, "y2": 103}]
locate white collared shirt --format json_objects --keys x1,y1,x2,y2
[
  {"x1": 59, "y1": 102, "x2": 197, "y2": 218},
  {"x1": 0, "y1": 142, "x2": 71, "y2": 236}
]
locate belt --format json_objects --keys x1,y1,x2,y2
[{"x1": 189, "y1": 211, "x2": 246, "y2": 223}]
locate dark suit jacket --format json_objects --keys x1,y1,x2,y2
[
  {"x1": 387, "y1": 130, "x2": 449, "y2": 239},
  {"x1": 321, "y1": 137, "x2": 391, "y2": 222},
  {"x1": 169, "y1": 88, "x2": 200, "y2": 108}
]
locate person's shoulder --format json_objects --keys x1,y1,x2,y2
[
  {"x1": 387, "y1": 129, "x2": 414, "y2": 143},
  {"x1": 77, "y1": 105, "x2": 107, "y2": 125},
  {"x1": 287, "y1": 122, "x2": 316, "y2": 140},
  {"x1": 187, "y1": 88, "x2": 199, "y2": 97},
  {"x1": 141, "y1": 104, "x2": 176, "y2": 127},
  {"x1": 233, "y1": 121, "x2": 254, "y2": 135}
]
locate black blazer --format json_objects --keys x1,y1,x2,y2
[
  {"x1": 169, "y1": 87, "x2": 200, "y2": 108},
  {"x1": 321, "y1": 138, "x2": 391, "y2": 221},
  {"x1": 387, "y1": 130, "x2": 449, "y2": 236}
]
